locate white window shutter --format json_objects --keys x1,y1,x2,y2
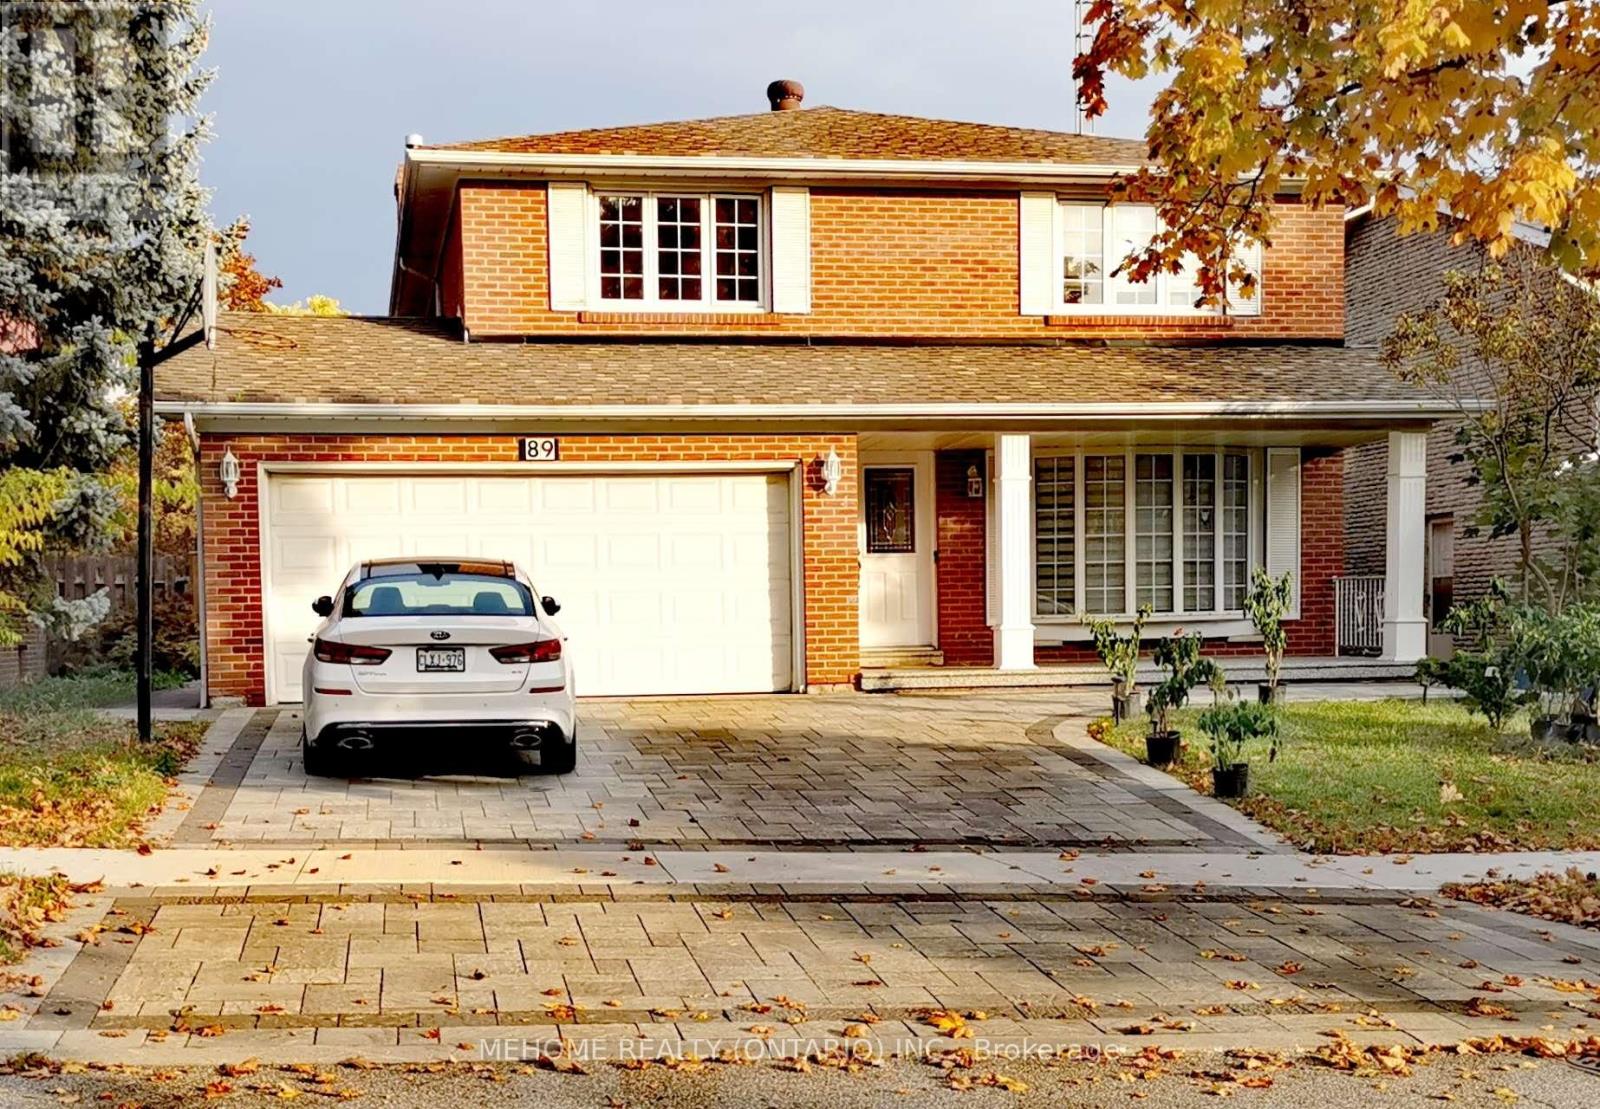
[
  {"x1": 546, "y1": 182, "x2": 588, "y2": 311},
  {"x1": 984, "y1": 450, "x2": 998, "y2": 626},
  {"x1": 1018, "y1": 192, "x2": 1055, "y2": 316},
  {"x1": 1265, "y1": 447, "x2": 1302, "y2": 617},
  {"x1": 769, "y1": 186, "x2": 811, "y2": 313}
]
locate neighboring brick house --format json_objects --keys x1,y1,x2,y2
[
  {"x1": 159, "y1": 82, "x2": 1452, "y2": 706},
  {"x1": 1343, "y1": 210, "x2": 1577, "y2": 651}
]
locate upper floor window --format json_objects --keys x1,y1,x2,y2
[
  {"x1": 595, "y1": 192, "x2": 764, "y2": 310},
  {"x1": 1057, "y1": 201, "x2": 1262, "y2": 316}
]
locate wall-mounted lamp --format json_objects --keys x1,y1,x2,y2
[
  {"x1": 219, "y1": 446, "x2": 241, "y2": 500},
  {"x1": 966, "y1": 464, "x2": 984, "y2": 499},
  {"x1": 821, "y1": 447, "x2": 843, "y2": 496}
]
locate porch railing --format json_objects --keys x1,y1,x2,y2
[{"x1": 1334, "y1": 575, "x2": 1385, "y2": 657}]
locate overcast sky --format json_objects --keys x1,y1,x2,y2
[{"x1": 199, "y1": 1, "x2": 1160, "y2": 314}]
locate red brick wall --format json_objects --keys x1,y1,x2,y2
[
  {"x1": 1288, "y1": 449, "x2": 1343, "y2": 656},
  {"x1": 931, "y1": 447, "x2": 1343, "y2": 665},
  {"x1": 446, "y1": 183, "x2": 1344, "y2": 341},
  {"x1": 934, "y1": 451, "x2": 992, "y2": 665},
  {"x1": 439, "y1": 211, "x2": 465, "y2": 320},
  {"x1": 198, "y1": 433, "x2": 858, "y2": 705}
]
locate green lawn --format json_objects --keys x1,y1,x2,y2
[
  {"x1": 1104, "y1": 698, "x2": 1600, "y2": 854},
  {"x1": 0, "y1": 673, "x2": 206, "y2": 848}
]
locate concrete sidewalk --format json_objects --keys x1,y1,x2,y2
[{"x1": 3, "y1": 843, "x2": 1595, "y2": 895}]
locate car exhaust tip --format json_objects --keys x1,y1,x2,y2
[
  {"x1": 336, "y1": 733, "x2": 375, "y2": 751},
  {"x1": 509, "y1": 729, "x2": 544, "y2": 750}
]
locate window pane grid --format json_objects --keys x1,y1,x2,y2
[
  {"x1": 1034, "y1": 457, "x2": 1076, "y2": 616},
  {"x1": 1061, "y1": 203, "x2": 1103, "y2": 305},
  {"x1": 714, "y1": 196, "x2": 761, "y2": 303},
  {"x1": 1183, "y1": 454, "x2": 1217, "y2": 612},
  {"x1": 1134, "y1": 454, "x2": 1174, "y2": 611},
  {"x1": 598, "y1": 194, "x2": 644, "y2": 301},
  {"x1": 1082, "y1": 455, "x2": 1126, "y2": 614},
  {"x1": 598, "y1": 192, "x2": 760, "y2": 308},
  {"x1": 1222, "y1": 454, "x2": 1250, "y2": 610},
  {"x1": 654, "y1": 195, "x2": 702, "y2": 302}
]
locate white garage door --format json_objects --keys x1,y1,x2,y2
[{"x1": 261, "y1": 470, "x2": 795, "y2": 701}]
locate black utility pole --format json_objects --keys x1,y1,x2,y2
[
  {"x1": 137, "y1": 334, "x2": 157, "y2": 743},
  {"x1": 136, "y1": 323, "x2": 207, "y2": 744}
]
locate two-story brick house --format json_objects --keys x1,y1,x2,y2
[{"x1": 159, "y1": 82, "x2": 1452, "y2": 706}]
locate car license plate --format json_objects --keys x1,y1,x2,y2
[{"x1": 416, "y1": 647, "x2": 465, "y2": 672}]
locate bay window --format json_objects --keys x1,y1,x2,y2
[
  {"x1": 1056, "y1": 201, "x2": 1263, "y2": 315},
  {"x1": 595, "y1": 192, "x2": 764, "y2": 309},
  {"x1": 1033, "y1": 448, "x2": 1257, "y2": 618}
]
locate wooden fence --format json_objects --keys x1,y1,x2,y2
[{"x1": 47, "y1": 554, "x2": 194, "y2": 611}]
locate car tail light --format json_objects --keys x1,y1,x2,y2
[
  {"x1": 314, "y1": 638, "x2": 392, "y2": 666},
  {"x1": 490, "y1": 639, "x2": 561, "y2": 664}
]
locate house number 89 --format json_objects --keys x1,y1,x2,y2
[{"x1": 520, "y1": 437, "x2": 559, "y2": 462}]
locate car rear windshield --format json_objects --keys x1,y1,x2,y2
[{"x1": 344, "y1": 573, "x2": 534, "y2": 617}]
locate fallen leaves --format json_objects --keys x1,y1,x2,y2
[
  {"x1": 1466, "y1": 996, "x2": 1512, "y2": 1018},
  {"x1": 919, "y1": 1008, "x2": 984, "y2": 1039},
  {"x1": 1444, "y1": 868, "x2": 1600, "y2": 930}
]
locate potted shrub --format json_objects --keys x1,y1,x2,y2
[
  {"x1": 1197, "y1": 697, "x2": 1281, "y2": 799},
  {"x1": 1243, "y1": 567, "x2": 1293, "y2": 704},
  {"x1": 1428, "y1": 581, "x2": 1524, "y2": 733},
  {"x1": 1144, "y1": 631, "x2": 1219, "y2": 767},
  {"x1": 1083, "y1": 604, "x2": 1151, "y2": 722}
]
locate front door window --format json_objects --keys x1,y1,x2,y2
[{"x1": 865, "y1": 468, "x2": 916, "y2": 554}]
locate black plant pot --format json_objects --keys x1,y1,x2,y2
[
  {"x1": 1146, "y1": 730, "x2": 1180, "y2": 767},
  {"x1": 1212, "y1": 763, "x2": 1250, "y2": 798}
]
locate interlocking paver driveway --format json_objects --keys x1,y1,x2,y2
[
  {"x1": 185, "y1": 692, "x2": 1238, "y2": 848},
  {"x1": 58, "y1": 891, "x2": 1600, "y2": 1047}
]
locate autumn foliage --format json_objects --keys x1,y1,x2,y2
[{"x1": 1076, "y1": 2, "x2": 1600, "y2": 297}]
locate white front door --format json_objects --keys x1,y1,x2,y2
[{"x1": 859, "y1": 455, "x2": 935, "y2": 649}]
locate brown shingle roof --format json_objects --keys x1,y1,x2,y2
[
  {"x1": 157, "y1": 314, "x2": 1440, "y2": 415},
  {"x1": 430, "y1": 107, "x2": 1148, "y2": 166}
]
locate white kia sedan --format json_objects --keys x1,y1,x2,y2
[{"x1": 300, "y1": 558, "x2": 576, "y2": 776}]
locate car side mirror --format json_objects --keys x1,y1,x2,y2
[
  {"x1": 312, "y1": 595, "x2": 335, "y2": 618},
  {"x1": 541, "y1": 595, "x2": 561, "y2": 616}
]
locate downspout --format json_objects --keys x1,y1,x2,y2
[{"x1": 183, "y1": 411, "x2": 208, "y2": 709}]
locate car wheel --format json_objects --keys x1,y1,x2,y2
[
  {"x1": 301, "y1": 730, "x2": 340, "y2": 778},
  {"x1": 535, "y1": 733, "x2": 577, "y2": 775}
]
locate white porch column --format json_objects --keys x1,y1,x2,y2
[
  {"x1": 993, "y1": 433, "x2": 1036, "y2": 669},
  {"x1": 1382, "y1": 430, "x2": 1429, "y2": 662}
]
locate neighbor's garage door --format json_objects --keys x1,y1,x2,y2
[{"x1": 261, "y1": 471, "x2": 795, "y2": 702}]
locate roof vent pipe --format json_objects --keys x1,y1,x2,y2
[
  {"x1": 404, "y1": 132, "x2": 424, "y2": 148},
  {"x1": 766, "y1": 79, "x2": 804, "y2": 111}
]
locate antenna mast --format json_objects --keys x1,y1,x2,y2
[{"x1": 1072, "y1": 0, "x2": 1095, "y2": 135}]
